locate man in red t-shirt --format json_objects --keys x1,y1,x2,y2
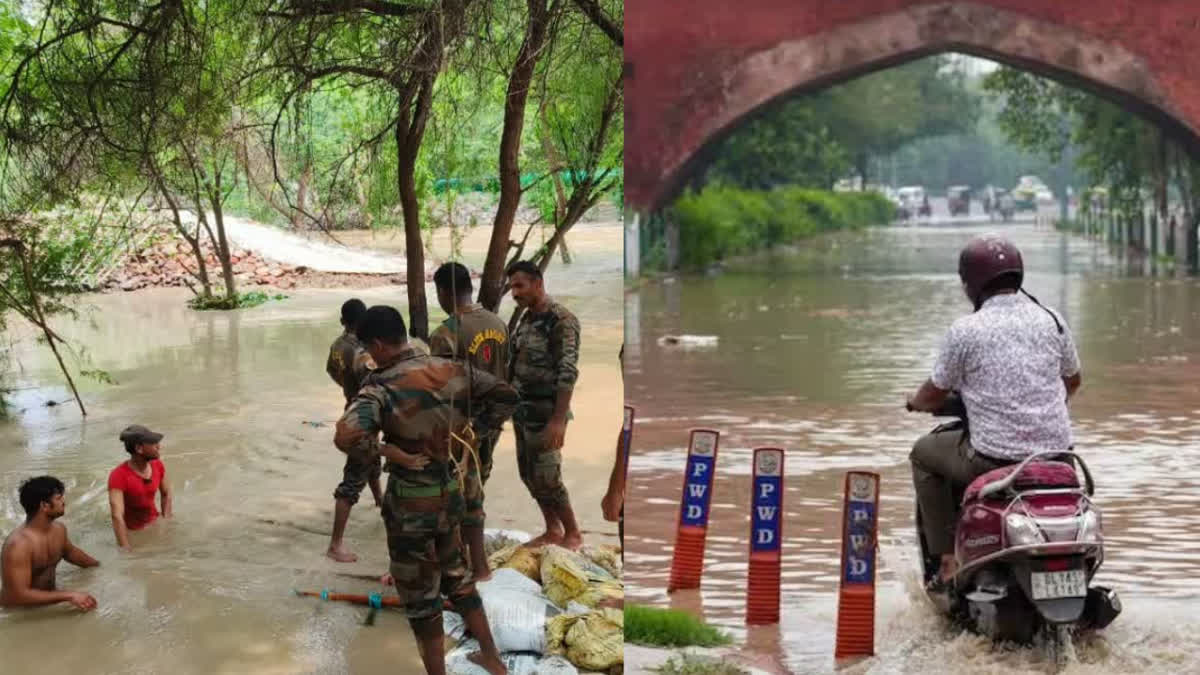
[{"x1": 108, "y1": 425, "x2": 173, "y2": 551}]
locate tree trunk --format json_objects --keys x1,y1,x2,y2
[
  {"x1": 1155, "y1": 130, "x2": 1169, "y2": 257},
  {"x1": 152, "y1": 166, "x2": 212, "y2": 298},
  {"x1": 294, "y1": 163, "x2": 311, "y2": 230},
  {"x1": 395, "y1": 76, "x2": 436, "y2": 340},
  {"x1": 209, "y1": 186, "x2": 236, "y2": 298},
  {"x1": 478, "y1": 0, "x2": 558, "y2": 312}
]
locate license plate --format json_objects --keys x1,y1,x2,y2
[{"x1": 1031, "y1": 569, "x2": 1086, "y2": 600}]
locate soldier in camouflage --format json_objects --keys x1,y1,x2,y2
[
  {"x1": 430, "y1": 262, "x2": 508, "y2": 580},
  {"x1": 324, "y1": 298, "x2": 381, "y2": 563},
  {"x1": 335, "y1": 305, "x2": 515, "y2": 675},
  {"x1": 505, "y1": 261, "x2": 584, "y2": 549}
]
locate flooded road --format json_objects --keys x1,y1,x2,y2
[
  {"x1": 624, "y1": 223, "x2": 1200, "y2": 673},
  {"x1": 0, "y1": 224, "x2": 623, "y2": 673}
]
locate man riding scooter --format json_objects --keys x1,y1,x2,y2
[{"x1": 905, "y1": 234, "x2": 1082, "y2": 590}]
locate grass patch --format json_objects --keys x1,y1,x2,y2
[
  {"x1": 625, "y1": 605, "x2": 733, "y2": 648},
  {"x1": 652, "y1": 655, "x2": 748, "y2": 675},
  {"x1": 188, "y1": 291, "x2": 288, "y2": 311}
]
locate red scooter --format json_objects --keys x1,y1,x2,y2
[{"x1": 913, "y1": 394, "x2": 1121, "y2": 657}]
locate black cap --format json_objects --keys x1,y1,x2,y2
[{"x1": 119, "y1": 425, "x2": 163, "y2": 445}]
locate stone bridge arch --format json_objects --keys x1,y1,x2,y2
[{"x1": 625, "y1": 1, "x2": 1200, "y2": 210}]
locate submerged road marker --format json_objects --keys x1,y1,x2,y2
[
  {"x1": 668, "y1": 429, "x2": 721, "y2": 592},
  {"x1": 746, "y1": 447, "x2": 784, "y2": 625},
  {"x1": 834, "y1": 471, "x2": 881, "y2": 659},
  {"x1": 623, "y1": 405, "x2": 635, "y2": 480}
]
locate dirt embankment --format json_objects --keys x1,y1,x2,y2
[{"x1": 99, "y1": 237, "x2": 407, "y2": 293}]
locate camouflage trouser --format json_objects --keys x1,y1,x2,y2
[
  {"x1": 332, "y1": 453, "x2": 382, "y2": 505},
  {"x1": 513, "y1": 400, "x2": 570, "y2": 509},
  {"x1": 463, "y1": 430, "x2": 500, "y2": 529},
  {"x1": 381, "y1": 474, "x2": 482, "y2": 624}
]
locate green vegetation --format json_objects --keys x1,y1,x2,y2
[
  {"x1": 653, "y1": 655, "x2": 748, "y2": 675},
  {"x1": 0, "y1": 1, "x2": 622, "y2": 415},
  {"x1": 700, "y1": 56, "x2": 979, "y2": 192},
  {"x1": 188, "y1": 292, "x2": 289, "y2": 311},
  {"x1": 663, "y1": 187, "x2": 895, "y2": 270},
  {"x1": 625, "y1": 605, "x2": 735, "y2": 648},
  {"x1": 983, "y1": 66, "x2": 1200, "y2": 265}
]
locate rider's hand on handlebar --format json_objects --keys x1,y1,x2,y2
[{"x1": 905, "y1": 398, "x2": 915, "y2": 412}]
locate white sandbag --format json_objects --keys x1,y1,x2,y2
[
  {"x1": 477, "y1": 568, "x2": 558, "y2": 653},
  {"x1": 525, "y1": 655, "x2": 578, "y2": 674},
  {"x1": 478, "y1": 567, "x2": 544, "y2": 597},
  {"x1": 446, "y1": 639, "x2": 484, "y2": 675},
  {"x1": 444, "y1": 610, "x2": 467, "y2": 642},
  {"x1": 447, "y1": 641, "x2": 579, "y2": 675}
]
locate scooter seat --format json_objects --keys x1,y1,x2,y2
[{"x1": 963, "y1": 460, "x2": 1080, "y2": 504}]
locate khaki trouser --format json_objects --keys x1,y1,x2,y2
[{"x1": 910, "y1": 426, "x2": 1011, "y2": 556}]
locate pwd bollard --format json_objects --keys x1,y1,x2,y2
[
  {"x1": 746, "y1": 447, "x2": 784, "y2": 625},
  {"x1": 834, "y1": 471, "x2": 880, "y2": 659},
  {"x1": 668, "y1": 429, "x2": 720, "y2": 592}
]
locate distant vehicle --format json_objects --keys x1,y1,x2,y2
[
  {"x1": 897, "y1": 186, "x2": 925, "y2": 209},
  {"x1": 947, "y1": 185, "x2": 971, "y2": 217},
  {"x1": 996, "y1": 190, "x2": 1015, "y2": 222},
  {"x1": 1014, "y1": 175, "x2": 1048, "y2": 211}
]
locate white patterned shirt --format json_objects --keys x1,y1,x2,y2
[{"x1": 931, "y1": 293, "x2": 1080, "y2": 461}]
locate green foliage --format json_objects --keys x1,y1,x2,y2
[
  {"x1": 80, "y1": 369, "x2": 118, "y2": 385},
  {"x1": 704, "y1": 55, "x2": 979, "y2": 190},
  {"x1": 668, "y1": 186, "x2": 895, "y2": 269},
  {"x1": 653, "y1": 656, "x2": 748, "y2": 675},
  {"x1": 624, "y1": 605, "x2": 734, "y2": 648},
  {"x1": 188, "y1": 291, "x2": 288, "y2": 311}
]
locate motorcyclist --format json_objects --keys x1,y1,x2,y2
[
  {"x1": 999, "y1": 192, "x2": 1015, "y2": 220},
  {"x1": 905, "y1": 234, "x2": 1082, "y2": 587}
]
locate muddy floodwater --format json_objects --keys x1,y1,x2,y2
[
  {"x1": 625, "y1": 223, "x2": 1200, "y2": 674},
  {"x1": 0, "y1": 223, "x2": 622, "y2": 673}
]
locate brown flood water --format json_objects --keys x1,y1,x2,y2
[
  {"x1": 625, "y1": 223, "x2": 1200, "y2": 674},
  {"x1": 0, "y1": 224, "x2": 623, "y2": 673}
]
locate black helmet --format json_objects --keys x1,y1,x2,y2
[{"x1": 958, "y1": 234, "x2": 1023, "y2": 309}]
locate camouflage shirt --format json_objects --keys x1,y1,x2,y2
[
  {"x1": 429, "y1": 303, "x2": 509, "y2": 381},
  {"x1": 334, "y1": 343, "x2": 519, "y2": 485},
  {"x1": 326, "y1": 331, "x2": 375, "y2": 402},
  {"x1": 508, "y1": 297, "x2": 580, "y2": 399}
]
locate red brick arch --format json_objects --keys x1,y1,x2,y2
[{"x1": 625, "y1": 1, "x2": 1200, "y2": 210}]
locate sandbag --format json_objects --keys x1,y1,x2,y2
[
  {"x1": 478, "y1": 568, "x2": 543, "y2": 597},
  {"x1": 545, "y1": 608, "x2": 624, "y2": 672},
  {"x1": 447, "y1": 640, "x2": 579, "y2": 675},
  {"x1": 541, "y1": 546, "x2": 594, "y2": 608},
  {"x1": 580, "y1": 545, "x2": 622, "y2": 579},
  {"x1": 477, "y1": 568, "x2": 558, "y2": 653},
  {"x1": 574, "y1": 579, "x2": 624, "y2": 609},
  {"x1": 500, "y1": 546, "x2": 543, "y2": 583},
  {"x1": 483, "y1": 528, "x2": 531, "y2": 557},
  {"x1": 444, "y1": 610, "x2": 467, "y2": 642},
  {"x1": 542, "y1": 545, "x2": 622, "y2": 608},
  {"x1": 487, "y1": 543, "x2": 520, "y2": 569}
]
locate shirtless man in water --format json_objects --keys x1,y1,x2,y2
[{"x1": 1, "y1": 476, "x2": 99, "y2": 610}]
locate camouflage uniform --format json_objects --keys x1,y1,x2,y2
[
  {"x1": 508, "y1": 298, "x2": 580, "y2": 509},
  {"x1": 326, "y1": 331, "x2": 380, "y2": 504},
  {"x1": 430, "y1": 304, "x2": 509, "y2": 528},
  {"x1": 334, "y1": 344, "x2": 519, "y2": 623}
]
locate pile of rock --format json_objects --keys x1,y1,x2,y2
[{"x1": 99, "y1": 237, "x2": 312, "y2": 293}]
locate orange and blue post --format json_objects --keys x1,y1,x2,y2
[
  {"x1": 834, "y1": 471, "x2": 881, "y2": 659},
  {"x1": 668, "y1": 429, "x2": 721, "y2": 592},
  {"x1": 623, "y1": 405, "x2": 635, "y2": 480},
  {"x1": 745, "y1": 447, "x2": 784, "y2": 625}
]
